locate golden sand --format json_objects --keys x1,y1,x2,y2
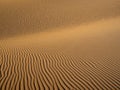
[
  {"x1": 0, "y1": 0, "x2": 120, "y2": 90},
  {"x1": 0, "y1": 17, "x2": 120, "y2": 90}
]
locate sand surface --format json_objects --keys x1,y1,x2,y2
[
  {"x1": 0, "y1": 0, "x2": 120, "y2": 38},
  {"x1": 0, "y1": 0, "x2": 120, "y2": 90}
]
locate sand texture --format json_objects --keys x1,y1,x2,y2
[{"x1": 0, "y1": 0, "x2": 120, "y2": 90}]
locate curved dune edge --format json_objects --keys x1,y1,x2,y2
[{"x1": 0, "y1": 17, "x2": 120, "y2": 89}]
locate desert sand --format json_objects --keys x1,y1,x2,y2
[{"x1": 0, "y1": 0, "x2": 120, "y2": 90}]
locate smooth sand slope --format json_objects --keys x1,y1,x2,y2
[
  {"x1": 0, "y1": 17, "x2": 120, "y2": 90},
  {"x1": 0, "y1": 0, "x2": 120, "y2": 38}
]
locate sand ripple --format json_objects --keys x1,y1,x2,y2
[{"x1": 0, "y1": 48, "x2": 120, "y2": 90}]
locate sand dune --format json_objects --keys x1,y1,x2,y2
[
  {"x1": 0, "y1": 0, "x2": 120, "y2": 38},
  {"x1": 0, "y1": 16, "x2": 120, "y2": 89},
  {"x1": 0, "y1": 0, "x2": 120, "y2": 90}
]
